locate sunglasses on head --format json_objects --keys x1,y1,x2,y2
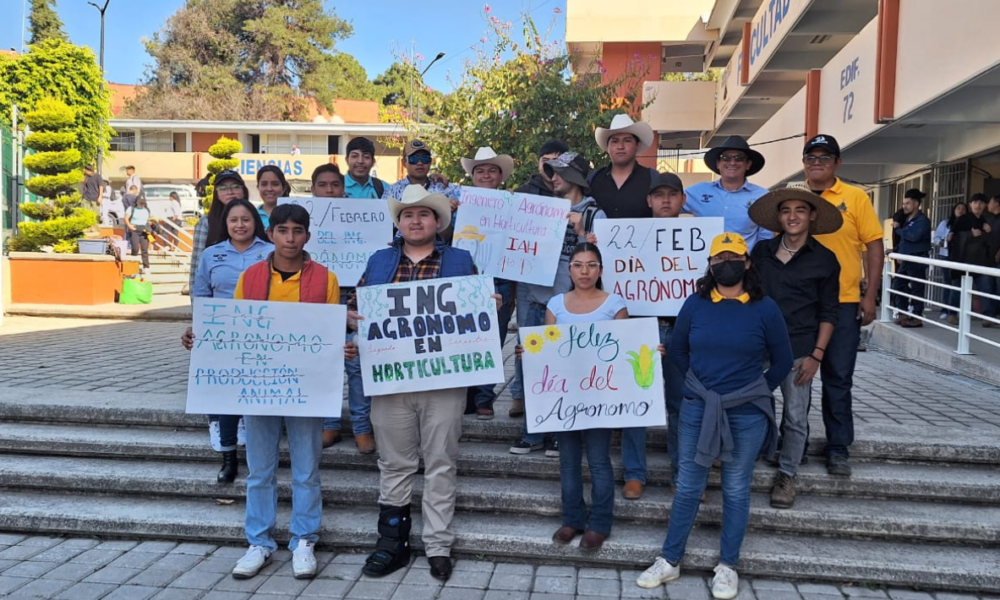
[{"x1": 407, "y1": 154, "x2": 432, "y2": 165}]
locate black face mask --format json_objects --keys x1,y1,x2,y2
[{"x1": 711, "y1": 260, "x2": 746, "y2": 287}]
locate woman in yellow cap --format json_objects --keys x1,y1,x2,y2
[{"x1": 636, "y1": 232, "x2": 792, "y2": 599}]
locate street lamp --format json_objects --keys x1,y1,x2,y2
[
  {"x1": 416, "y1": 52, "x2": 445, "y2": 126},
  {"x1": 88, "y1": 0, "x2": 110, "y2": 176}
]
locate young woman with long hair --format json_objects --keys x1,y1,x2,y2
[{"x1": 256, "y1": 165, "x2": 292, "y2": 228}]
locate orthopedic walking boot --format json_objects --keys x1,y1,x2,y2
[
  {"x1": 362, "y1": 504, "x2": 412, "y2": 577},
  {"x1": 217, "y1": 450, "x2": 238, "y2": 484}
]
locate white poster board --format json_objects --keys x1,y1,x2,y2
[
  {"x1": 356, "y1": 275, "x2": 504, "y2": 396},
  {"x1": 522, "y1": 317, "x2": 666, "y2": 434},
  {"x1": 453, "y1": 187, "x2": 570, "y2": 285},
  {"x1": 186, "y1": 297, "x2": 346, "y2": 417},
  {"x1": 279, "y1": 197, "x2": 393, "y2": 286},
  {"x1": 594, "y1": 217, "x2": 724, "y2": 316}
]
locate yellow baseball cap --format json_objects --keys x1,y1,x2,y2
[{"x1": 709, "y1": 232, "x2": 748, "y2": 257}]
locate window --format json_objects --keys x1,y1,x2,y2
[
  {"x1": 141, "y1": 131, "x2": 173, "y2": 152},
  {"x1": 110, "y1": 131, "x2": 135, "y2": 152},
  {"x1": 262, "y1": 134, "x2": 292, "y2": 155},
  {"x1": 296, "y1": 135, "x2": 327, "y2": 155}
]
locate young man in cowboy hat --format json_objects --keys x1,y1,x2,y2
[
  {"x1": 510, "y1": 152, "x2": 606, "y2": 456},
  {"x1": 589, "y1": 113, "x2": 659, "y2": 219},
  {"x1": 801, "y1": 134, "x2": 884, "y2": 478},
  {"x1": 460, "y1": 147, "x2": 517, "y2": 419},
  {"x1": 683, "y1": 136, "x2": 773, "y2": 251},
  {"x1": 749, "y1": 188, "x2": 842, "y2": 508},
  {"x1": 354, "y1": 185, "x2": 478, "y2": 583},
  {"x1": 516, "y1": 140, "x2": 569, "y2": 198}
]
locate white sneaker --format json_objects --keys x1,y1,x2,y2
[
  {"x1": 635, "y1": 557, "x2": 680, "y2": 588},
  {"x1": 237, "y1": 417, "x2": 246, "y2": 446},
  {"x1": 711, "y1": 564, "x2": 739, "y2": 599},
  {"x1": 232, "y1": 545, "x2": 271, "y2": 579},
  {"x1": 292, "y1": 541, "x2": 317, "y2": 579},
  {"x1": 209, "y1": 420, "x2": 223, "y2": 452}
]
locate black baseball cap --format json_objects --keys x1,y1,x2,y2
[
  {"x1": 803, "y1": 134, "x2": 841, "y2": 157},
  {"x1": 649, "y1": 172, "x2": 684, "y2": 194}
]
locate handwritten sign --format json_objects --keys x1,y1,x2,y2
[
  {"x1": 279, "y1": 197, "x2": 393, "y2": 286},
  {"x1": 186, "y1": 298, "x2": 346, "y2": 417},
  {"x1": 454, "y1": 187, "x2": 570, "y2": 285},
  {"x1": 357, "y1": 275, "x2": 504, "y2": 396},
  {"x1": 594, "y1": 217, "x2": 724, "y2": 316},
  {"x1": 522, "y1": 317, "x2": 666, "y2": 433}
]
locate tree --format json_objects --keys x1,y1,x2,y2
[
  {"x1": 318, "y1": 53, "x2": 379, "y2": 102},
  {"x1": 8, "y1": 99, "x2": 97, "y2": 253},
  {"x1": 662, "y1": 69, "x2": 722, "y2": 82},
  {"x1": 372, "y1": 61, "x2": 445, "y2": 122},
  {"x1": 201, "y1": 136, "x2": 242, "y2": 210},
  {"x1": 0, "y1": 39, "x2": 113, "y2": 167},
  {"x1": 425, "y1": 10, "x2": 651, "y2": 186},
  {"x1": 28, "y1": 0, "x2": 68, "y2": 45},
  {"x1": 126, "y1": 0, "x2": 354, "y2": 121}
]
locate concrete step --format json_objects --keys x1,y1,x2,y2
[
  {"x1": 0, "y1": 489, "x2": 995, "y2": 592},
  {"x1": 144, "y1": 273, "x2": 188, "y2": 285},
  {"x1": 146, "y1": 264, "x2": 189, "y2": 276},
  {"x1": 1, "y1": 423, "x2": 998, "y2": 505},
  {"x1": 2, "y1": 389, "x2": 1000, "y2": 465},
  {"x1": 151, "y1": 282, "x2": 186, "y2": 295},
  {"x1": 1, "y1": 454, "x2": 998, "y2": 545}
]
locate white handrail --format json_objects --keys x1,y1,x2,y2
[{"x1": 882, "y1": 252, "x2": 1000, "y2": 355}]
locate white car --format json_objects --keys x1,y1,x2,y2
[{"x1": 142, "y1": 184, "x2": 203, "y2": 219}]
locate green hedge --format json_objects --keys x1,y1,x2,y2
[
  {"x1": 207, "y1": 158, "x2": 239, "y2": 175},
  {"x1": 25, "y1": 131, "x2": 77, "y2": 152},
  {"x1": 208, "y1": 136, "x2": 242, "y2": 159},
  {"x1": 23, "y1": 148, "x2": 81, "y2": 176},
  {"x1": 7, "y1": 209, "x2": 96, "y2": 251},
  {"x1": 25, "y1": 169, "x2": 83, "y2": 198},
  {"x1": 22, "y1": 98, "x2": 76, "y2": 132}
]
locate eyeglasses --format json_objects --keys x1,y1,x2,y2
[
  {"x1": 570, "y1": 261, "x2": 601, "y2": 270},
  {"x1": 803, "y1": 155, "x2": 837, "y2": 165},
  {"x1": 718, "y1": 154, "x2": 748, "y2": 163},
  {"x1": 216, "y1": 184, "x2": 242, "y2": 192},
  {"x1": 407, "y1": 154, "x2": 432, "y2": 165}
]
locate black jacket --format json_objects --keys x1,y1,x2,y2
[{"x1": 515, "y1": 174, "x2": 555, "y2": 197}]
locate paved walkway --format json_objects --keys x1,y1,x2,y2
[{"x1": 0, "y1": 534, "x2": 996, "y2": 600}]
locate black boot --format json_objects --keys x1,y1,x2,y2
[
  {"x1": 217, "y1": 450, "x2": 238, "y2": 484},
  {"x1": 362, "y1": 504, "x2": 411, "y2": 577}
]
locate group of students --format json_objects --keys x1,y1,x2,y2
[{"x1": 180, "y1": 118, "x2": 884, "y2": 599}]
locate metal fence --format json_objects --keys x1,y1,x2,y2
[{"x1": 881, "y1": 252, "x2": 1000, "y2": 355}]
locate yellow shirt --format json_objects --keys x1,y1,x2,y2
[
  {"x1": 813, "y1": 178, "x2": 883, "y2": 303},
  {"x1": 234, "y1": 264, "x2": 340, "y2": 304}
]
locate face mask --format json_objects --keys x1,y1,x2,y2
[{"x1": 711, "y1": 259, "x2": 746, "y2": 287}]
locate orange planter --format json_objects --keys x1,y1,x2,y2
[{"x1": 9, "y1": 252, "x2": 140, "y2": 305}]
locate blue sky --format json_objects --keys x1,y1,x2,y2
[{"x1": 1, "y1": 0, "x2": 567, "y2": 92}]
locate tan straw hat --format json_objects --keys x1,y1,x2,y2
[
  {"x1": 387, "y1": 185, "x2": 452, "y2": 233},
  {"x1": 748, "y1": 188, "x2": 844, "y2": 235}
]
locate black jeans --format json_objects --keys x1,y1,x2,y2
[
  {"x1": 820, "y1": 303, "x2": 861, "y2": 459},
  {"x1": 891, "y1": 259, "x2": 928, "y2": 316},
  {"x1": 209, "y1": 414, "x2": 240, "y2": 450},
  {"x1": 130, "y1": 227, "x2": 150, "y2": 269}
]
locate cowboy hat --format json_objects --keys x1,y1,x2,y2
[
  {"x1": 387, "y1": 184, "x2": 452, "y2": 233},
  {"x1": 460, "y1": 147, "x2": 514, "y2": 182},
  {"x1": 595, "y1": 114, "x2": 655, "y2": 153},
  {"x1": 703, "y1": 135, "x2": 766, "y2": 177},
  {"x1": 748, "y1": 187, "x2": 844, "y2": 235}
]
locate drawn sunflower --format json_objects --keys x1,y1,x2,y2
[
  {"x1": 524, "y1": 333, "x2": 545, "y2": 354},
  {"x1": 544, "y1": 326, "x2": 562, "y2": 342}
]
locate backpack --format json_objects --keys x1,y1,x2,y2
[
  {"x1": 582, "y1": 204, "x2": 599, "y2": 234},
  {"x1": 373, "y1": 178, "x2": 385, "y2": 199}
]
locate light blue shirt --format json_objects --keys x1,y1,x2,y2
[
  {"x1": 344, "y1": 174, "x2": 381, "y2": 199},
  {"x1": 192, "y1": 238, "x2": 274, "y2": 299},
  {"x1": 257, "y1": 206, "x2": 270, "y2": 229},
  {"x1": 683, "y1": 179, "x2": 773, "y2": 250}
]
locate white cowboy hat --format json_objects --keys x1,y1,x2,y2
[
  {"x1": 460, "y1": 147, "x2": 515, "y2": 182},
  {"x1": 388, "y1": 184, "x2": 452, "y2": 233},
  {"x1": 595, "y1": 113, "x2": 655, "y2": 153}
]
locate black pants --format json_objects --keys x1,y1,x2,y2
[
  {"x1": 891, "y1": 259, "x2": 928, "y2": 316},
  {"x1": 209, "y1": 414, "x2": 240, "y2": 450},
  {"x1": 130, "y1": 227, "x2": 149, "y2": 269}
]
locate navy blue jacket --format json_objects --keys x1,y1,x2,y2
[
  {"x1": 360, "y1": 238, "x2": 476, "y2": 286},
  {"x1": 896, "y1": 211, "x2": 932, "y2": 255}
]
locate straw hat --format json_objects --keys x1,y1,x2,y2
[
  {"x1": 748, "y1": 188, "x2": 844, "y2": 235},
  {"x1": 387, "y1": 185, "x2": 452, "y2": 233}
]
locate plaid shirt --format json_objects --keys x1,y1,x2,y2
[
  {"x1": 351, "y1": 245, "x2": 465, "y2": 311},
  {"x1": 188, "y1": 216, "x2": 209, "y2": 295}
]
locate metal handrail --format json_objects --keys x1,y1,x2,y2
[{"x1": 881, "y1": 252, "x2": 1000, "y2": 355}]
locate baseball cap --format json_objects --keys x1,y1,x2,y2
[
  {"x1": 709, "y1": 232, "x2": 749, "y2": 257},
  {"x1": 543, "y1": 152, "x2": 591, "y2": 193},
  {"x1": 803, "y1": 134, "x2": 841, "y2": 157},
  {"x1": 404, "y1": 139, "x2": 432, "y2": 157},
  {"x1": 649, "y1": 172, "x2": 684, "y2": 194}
]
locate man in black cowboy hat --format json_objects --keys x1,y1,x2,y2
[
  {"x1": 749, "y1": 188, "x2": 842, "y2": 508},
  {"x1": 684, "y1": 135, "x2": 772, "y2": 250}
]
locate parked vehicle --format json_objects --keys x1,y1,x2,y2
[{"x1": 142, "y1": 184, "x2": 203, "y2": 219}]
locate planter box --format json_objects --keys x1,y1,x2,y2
[{"x1": 9, "y1": 252, "x2": 141, "y2": 305}]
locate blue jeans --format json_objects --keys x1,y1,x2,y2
[
  {"x1": 324, "y1": 328, "x2": 372, "y2": 436},
  {"x1": 660, "y1": 322, "x2": 685, "y2": 485},
  {"x1": 942, "y1": 268, "x2": 959, "y2": 315},
  {"x1": 820, "y1": 303, "x2": 860, "y2": 459},
  {"x1": 661, "y1": 399, "x2": 766, "y2": 567},
  {"x1": 473, "y1": 279, "x2": 516, "y2": 407},
  {"x1": 557, "y1": 428, "x2": 614, "y2": 535},
  {"x1": 974, "y1": 274, "x2": 997, "y2": 318},
  {"x1": 244, "y1": 415, "x2": 323, "y2": 552},
  {"x1": 208, "y1": 414, "x2": 240, "y2": 451},
  {"x1": 516, "y1": 296, "x2": 549, "y2": 445}
]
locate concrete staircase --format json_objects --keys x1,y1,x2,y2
[
  {"x1": 143, "y1": 251, "x2": 190, "y2": 296},
  {"x1": 0, "y1": 386, "x2": 998, "y2": 592}
]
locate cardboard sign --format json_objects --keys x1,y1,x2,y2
[
  {"x1": 522, "y1": 317, "x2": 666, "y2": 433},
  {"x1": 186, "y1": 298, "x2": 346, "y2": 417},
  {"x1": 357, "y1": 275, "x2": 504, "y2": 396},
  {"x1": 594, "y1": 217, "x2": 724, "y2": 316},
  {"x1": 453, "y1": 187, "x2": 570, "y2": 285},
  {"x1": 279, "y1": 197, "x2": 393, "y2": 286}
]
